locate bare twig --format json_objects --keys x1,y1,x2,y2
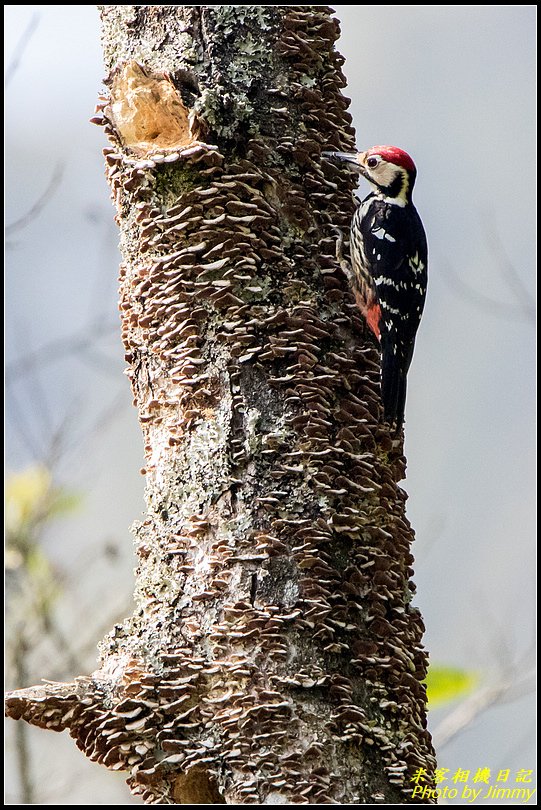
[
  {"x1": 5, "y1": 320, "x2": 118, "y2": 382},
  {"x1": 12, "y1": 635, "x2": 35, "y2": 804},
  {"x1": 434, "y1": 678, "x2": 512, "y2": 750},
  {"x1": 481, "y1": 214, "x2": 535, "y2": 317},
  {"x1": 444, "y1": 263, "x2": 535, "y2": 322},
  {"x1": 434, "y1": 672, "x2": 534, "y2": 750},
  {"x1": 59, "y1": 388, "x2": 130, "y2": 465},
  {"x1": 434, "y1": 644, "x2": 535, "y2": 751},
  {"x1": 5, "y1": 386, "x2": 47, "y2": 460},
  {"x1": 443, "y1": 219, "x2": 535, "y2": 324},
  {"x1": 5, "y1": 11, "x2": 40, "y2": 87},
  {"x1": 6, "y1": 163, "x2": 64, "y2": 236}
]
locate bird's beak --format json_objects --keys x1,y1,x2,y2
[
  {"x1": 323, "y1": 151, "x2": 369, "y2": 179},
  {"x1": 322, "y1": 151, "x2": 361, "y2": 167}
]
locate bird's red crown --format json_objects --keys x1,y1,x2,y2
[{"x1": 367, "y1": 145, "x2": 416, "y2": 174}]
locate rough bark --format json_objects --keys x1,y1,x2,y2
[{"x1": 5, "y1": 6, "x2": 436, "y2": 804}]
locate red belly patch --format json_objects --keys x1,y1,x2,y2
[{"x1": 366, "y1": 302, "x2": 382, "y2": 339}]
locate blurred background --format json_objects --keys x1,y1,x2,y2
[{"x1": 5, "y1": 5, "x2": 535, "y2": 804}]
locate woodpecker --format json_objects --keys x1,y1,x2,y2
[{"x1": 325, "y1": 145, "x2": 427, "y2": 433}]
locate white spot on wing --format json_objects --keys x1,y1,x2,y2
[
  {"x1": 408, "y1": 252, "x2": 425, "y2": 274},
  {"x1": 380, "y1": 301, "x2": 400, "y2": 314}
]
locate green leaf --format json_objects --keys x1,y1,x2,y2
[
  {"x1": 49, "y1": 490, "x2": 83, "y2": 517},
  {"x1": 5, "y1": 466, "x2": 51, "y2": 535},
  {"x1": 25, "y1": 546, "x2": 61, "y2": 613},
  {"x1": 5, "y1": 465, "x2": 82, "y2": 537},
  {"x1": 425, "y1": 665, "x2": 479, "y2": 708}
]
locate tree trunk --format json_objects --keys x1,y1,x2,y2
[{"x1": 5, "y1": 6, "x2": 436, "y2": 804}]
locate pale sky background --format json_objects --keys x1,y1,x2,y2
[{"x1": 5, "y1": 5, "x2": 536, "y2": 804}]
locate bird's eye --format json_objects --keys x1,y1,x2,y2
[{"x1": 366, "y1": 156, "x2": 380, "y2": 169}]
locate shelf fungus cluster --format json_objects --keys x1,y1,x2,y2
[{"x1": 5, "y1": 6, "x2": 435, "y2": 805}]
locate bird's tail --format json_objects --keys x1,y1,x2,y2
[{"x1": 381, "y1": 338, "x2": 414, "y2": 433}]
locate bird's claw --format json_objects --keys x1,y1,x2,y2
[{"x1": 331, "y1": 226, "x2": 353, "y2": 281}]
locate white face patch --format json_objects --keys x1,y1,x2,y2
[
  {"x1": 366, "y1": 161, "x2": 404, "y2": 187},
  {"x1": 384, "y1": 233, "x2": 396, "y2": 242},
  {"x1": 362, "y1": 158, "x2": 410, "y2": 205}
]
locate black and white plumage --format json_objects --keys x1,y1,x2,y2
[{"x1": 326, "y1": 145, "x2": 428, "y2": 432}]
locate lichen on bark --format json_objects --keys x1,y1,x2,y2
[{"x1": 5, "y1": 6, "x2": 436, "y2": 804}]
